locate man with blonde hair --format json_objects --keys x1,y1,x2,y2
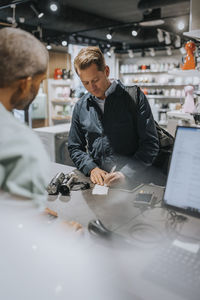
[{"x1": 68, "y1": 46, "x2": 159, "y2": 187}]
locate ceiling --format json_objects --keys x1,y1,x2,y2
[{"x1": 0, "y1": 0, "x2": 192, "y2": 53}]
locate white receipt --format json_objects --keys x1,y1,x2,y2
[
  {"x1": 92, "y1": 184, "x2": 108, "y2": 195},
  {"x1": 173, "y1": 239, "x2": 200, "y2": 253}
]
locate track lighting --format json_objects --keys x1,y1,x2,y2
[
  {"x1": 61, "y1": 40, "x2": 67, "y2": 46},
  {"x1": 46, "y1": 43, "x2": 52, "y2": 50},
  {"x1": 106, "y1": 33, "x2": 112, "y2": 40},
  {"x1": 30, "y1": 3, "x2": 44, "y2": 19},
  {"x1": 49, "y1": 1, "x2": 59, "y2": 12},
  {"x1": 131, "y1": 30, "x2": 137, "y2": 37}
]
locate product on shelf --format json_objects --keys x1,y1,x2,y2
[{"x1": 181, "y1": 41, "x2": 196, "y2": 70}]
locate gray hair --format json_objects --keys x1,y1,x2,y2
[{"x1": 0, "y1": 27, "x2": 48, "y2": 87}]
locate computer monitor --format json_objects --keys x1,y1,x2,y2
[{"x1": 163, "y1": 126, "x2": 200, "y2": 216}]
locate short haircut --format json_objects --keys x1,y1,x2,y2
[
  {"x1": 0, "y1": 27, "x2": 49, "y2": 88},
  {"x1": 74, "y1": 46, "x2": 106, "y2": 74}
]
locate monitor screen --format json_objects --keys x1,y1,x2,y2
[{"x1": 164, "y1": 126, "x2": 200, "y2": 213}]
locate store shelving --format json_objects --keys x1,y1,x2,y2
[{"x1": 48, "y1": 79, "x2": 77, "y2": 126}]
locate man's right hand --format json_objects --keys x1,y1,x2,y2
[{"x1": 90, "y1": 167, "x2": 108, "y2": 186}]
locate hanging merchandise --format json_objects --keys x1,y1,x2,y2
[
  {"x1": 181, "y1": 41, "x2": 196, "y2": 70},
  {"x1": 182, "y1": 85, "x2": 196, "y2": 113}
]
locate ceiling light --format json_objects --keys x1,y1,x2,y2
[
  {"x1": 149, "y1": 48, "x2": 155, "y2": 57},
  {"x1": 46, "y1": 43, "x2": 52, "y2": 50},
  {"x1": 166, "y1": 46, "x2": 172, "y2": 56},
  {"x1": 30, "y1": 4, "x2": 44, "y2": 19},
  {"x1": 157, "y1": 29, "x2": 164, "y2": 43},
  {"x1": 177, "y1": 21, "x2": 185, "y2": 31},
  {"x1": 165, "y1": 32, "x2": 171, "y2": 45},
  {"x1": 19, "y1": 17, "x2": 25, "y2": 23},
  {"x1": 131, "y1": 30, "x2": 137, "y2": 37},
  {"x1": 61, "y1": 40, "x2": 67, "y2": 46},
  {"x1": 106, "y1": 51, "x2": 111, "y2": 57},
  {"x1": 106, "y1": 33, "x2": 112, "y2": 40},
  {"x1": 49, "y1": 2, "x2": 58, "y2": 12}
]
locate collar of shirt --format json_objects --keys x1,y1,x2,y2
[{"x1": 93, "y1": 79, "x2": 118, "y2": 102}]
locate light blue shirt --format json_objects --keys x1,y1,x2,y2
[
  {"x1": 0, "y1": 102, "x2": 50, "y2": 206},
  {"x1": 94, "y1": 80, "x2": 118, "y2": 113}
]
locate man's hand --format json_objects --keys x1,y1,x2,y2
[
  {"x1": 90, "y1": 167, "x2": 108, "y2": 186},
  {"x1": 104, "y1": 171, "x2": 125, "y2": 187}
]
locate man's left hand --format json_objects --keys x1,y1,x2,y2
[{"x1": 104, "y1": 171, "x2": 125, "y2": 187}]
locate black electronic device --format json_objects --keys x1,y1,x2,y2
[
  {"x1": 46, "y1": 172, "x2": 65, "y2": 195},
  {"x1": 88, "y1": 219, "x2": 112, "y2": 238}
]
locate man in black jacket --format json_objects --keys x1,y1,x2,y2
[{"x1": 68, "y1": 47, "x2": 159, "y2": 187}]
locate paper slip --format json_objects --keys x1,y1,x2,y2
[
  {"x1": 173, "y1": 239, "x2": 200, "y2": 253},
  {"x1": 92, "y1": 184, "x2": 109, "y2": 195}
]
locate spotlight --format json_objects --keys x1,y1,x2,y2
[
  {"x1": 165, "y1": 32, "x2": 171, "y2": 45},
  {"x1": 49, "y1": 2, "x2": 59, "y2": 12},
  {"x1": 157, "y1": 29, "x2": 164, "y2": 43},
  {"x1": 46, "y1": 43, "x2": 52, "y2": 50},
  {"x1": 106, "y1": 51, "x2": 111, "y2": 57},
  {"x1": 128, "y1": 50, "x2": 134, "y2": 58},
  {"x1": 174, "y1": 35, "x2": 181, "y2": 48},
  {"x1": 61, "y1": 40, "x2": 67, "y2": 46},
  {"x1": 177, "y1": 21, "x2": 185, "y2": 31},
  {"x1": 149, "y1": 48, "x2": 155, "y2": 57},
  {"x1": 131, "y1": 30, "x2": 138, "y2": 37},
  {"x1": 30, "y1": 4, "x2": 44, "y2": 19},
  {"x1": 166, "y1": 46, "x2": 172, "y2": 56},
  {"x1": 106, "y1": 33, "x2": 112, "y2": 40}
]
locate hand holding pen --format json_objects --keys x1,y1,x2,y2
[{"x1": 104, "y1": 165, "x2": 125, "y2": 187}]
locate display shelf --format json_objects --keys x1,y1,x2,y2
[
  {"x1": 52, "y1": 116, "x2": 71, "y2": 121},
  {"x1": 136, "y1": 83, "x2": 188, "y2": 87},
  {"x1": 183, "y1": 29, "x2": 200, "y2": 41},
  {"x1": 146, "y1": 95, "x2": 182, "y2": 99},
  {"x1": 52, "y1": 99, "x2": 72, "y2": 105},
  {"x1": 168, "y1": 69, "x2": 200, "y2": 77},
  {"x1": 120, "y1": 70, "x2": 168, "y2": 75},
  {"x1": 50, "y1": 79, "x2": 71, "y2": 86},
  {"x1": 48, "y1": 79, "x2": 74, "y2": 126}
]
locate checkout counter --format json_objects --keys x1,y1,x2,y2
[{"x1": 0, "y1": 162, "x2": 200, "y2": 300}]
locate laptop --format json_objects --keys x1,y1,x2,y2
[{"x1": 163, "y1": 126, "x2": 200, "y2": 217}]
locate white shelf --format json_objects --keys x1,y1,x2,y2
[
  {"x1": 52, "y1": 116, "x2": 71, "y2": 121},
  {"x1": 48, "y1": 79, "x2": 73, "y2": 126},
  {"x1": 136, "y1": 83, "x2": 187, "y2": 87},
  {"x1": 183, "y1": 30, "x2": 200, "y2": 41},
  {"x1": 120, "y1": 70, "x2": 168, "y2": 74},
  {"x1": 146, "y1": 95, "x2": 182, "y2": 99},
  {"x1": 52, "y1": 99, "x2": 72, "y2": 105},
  {"x1": 168, "y1": 69, "x2": 200, "y2": 77},
  {"x1": 48, "y1": 79, "x2": 71, "y2": 86}
]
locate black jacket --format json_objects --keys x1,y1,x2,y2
[{"x1": 68, "y1": 81, "x2": 159, "y2": 178}]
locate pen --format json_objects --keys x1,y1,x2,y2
[{"x1": 110, "y1": 165, "x2": 116, "y2": 173}]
